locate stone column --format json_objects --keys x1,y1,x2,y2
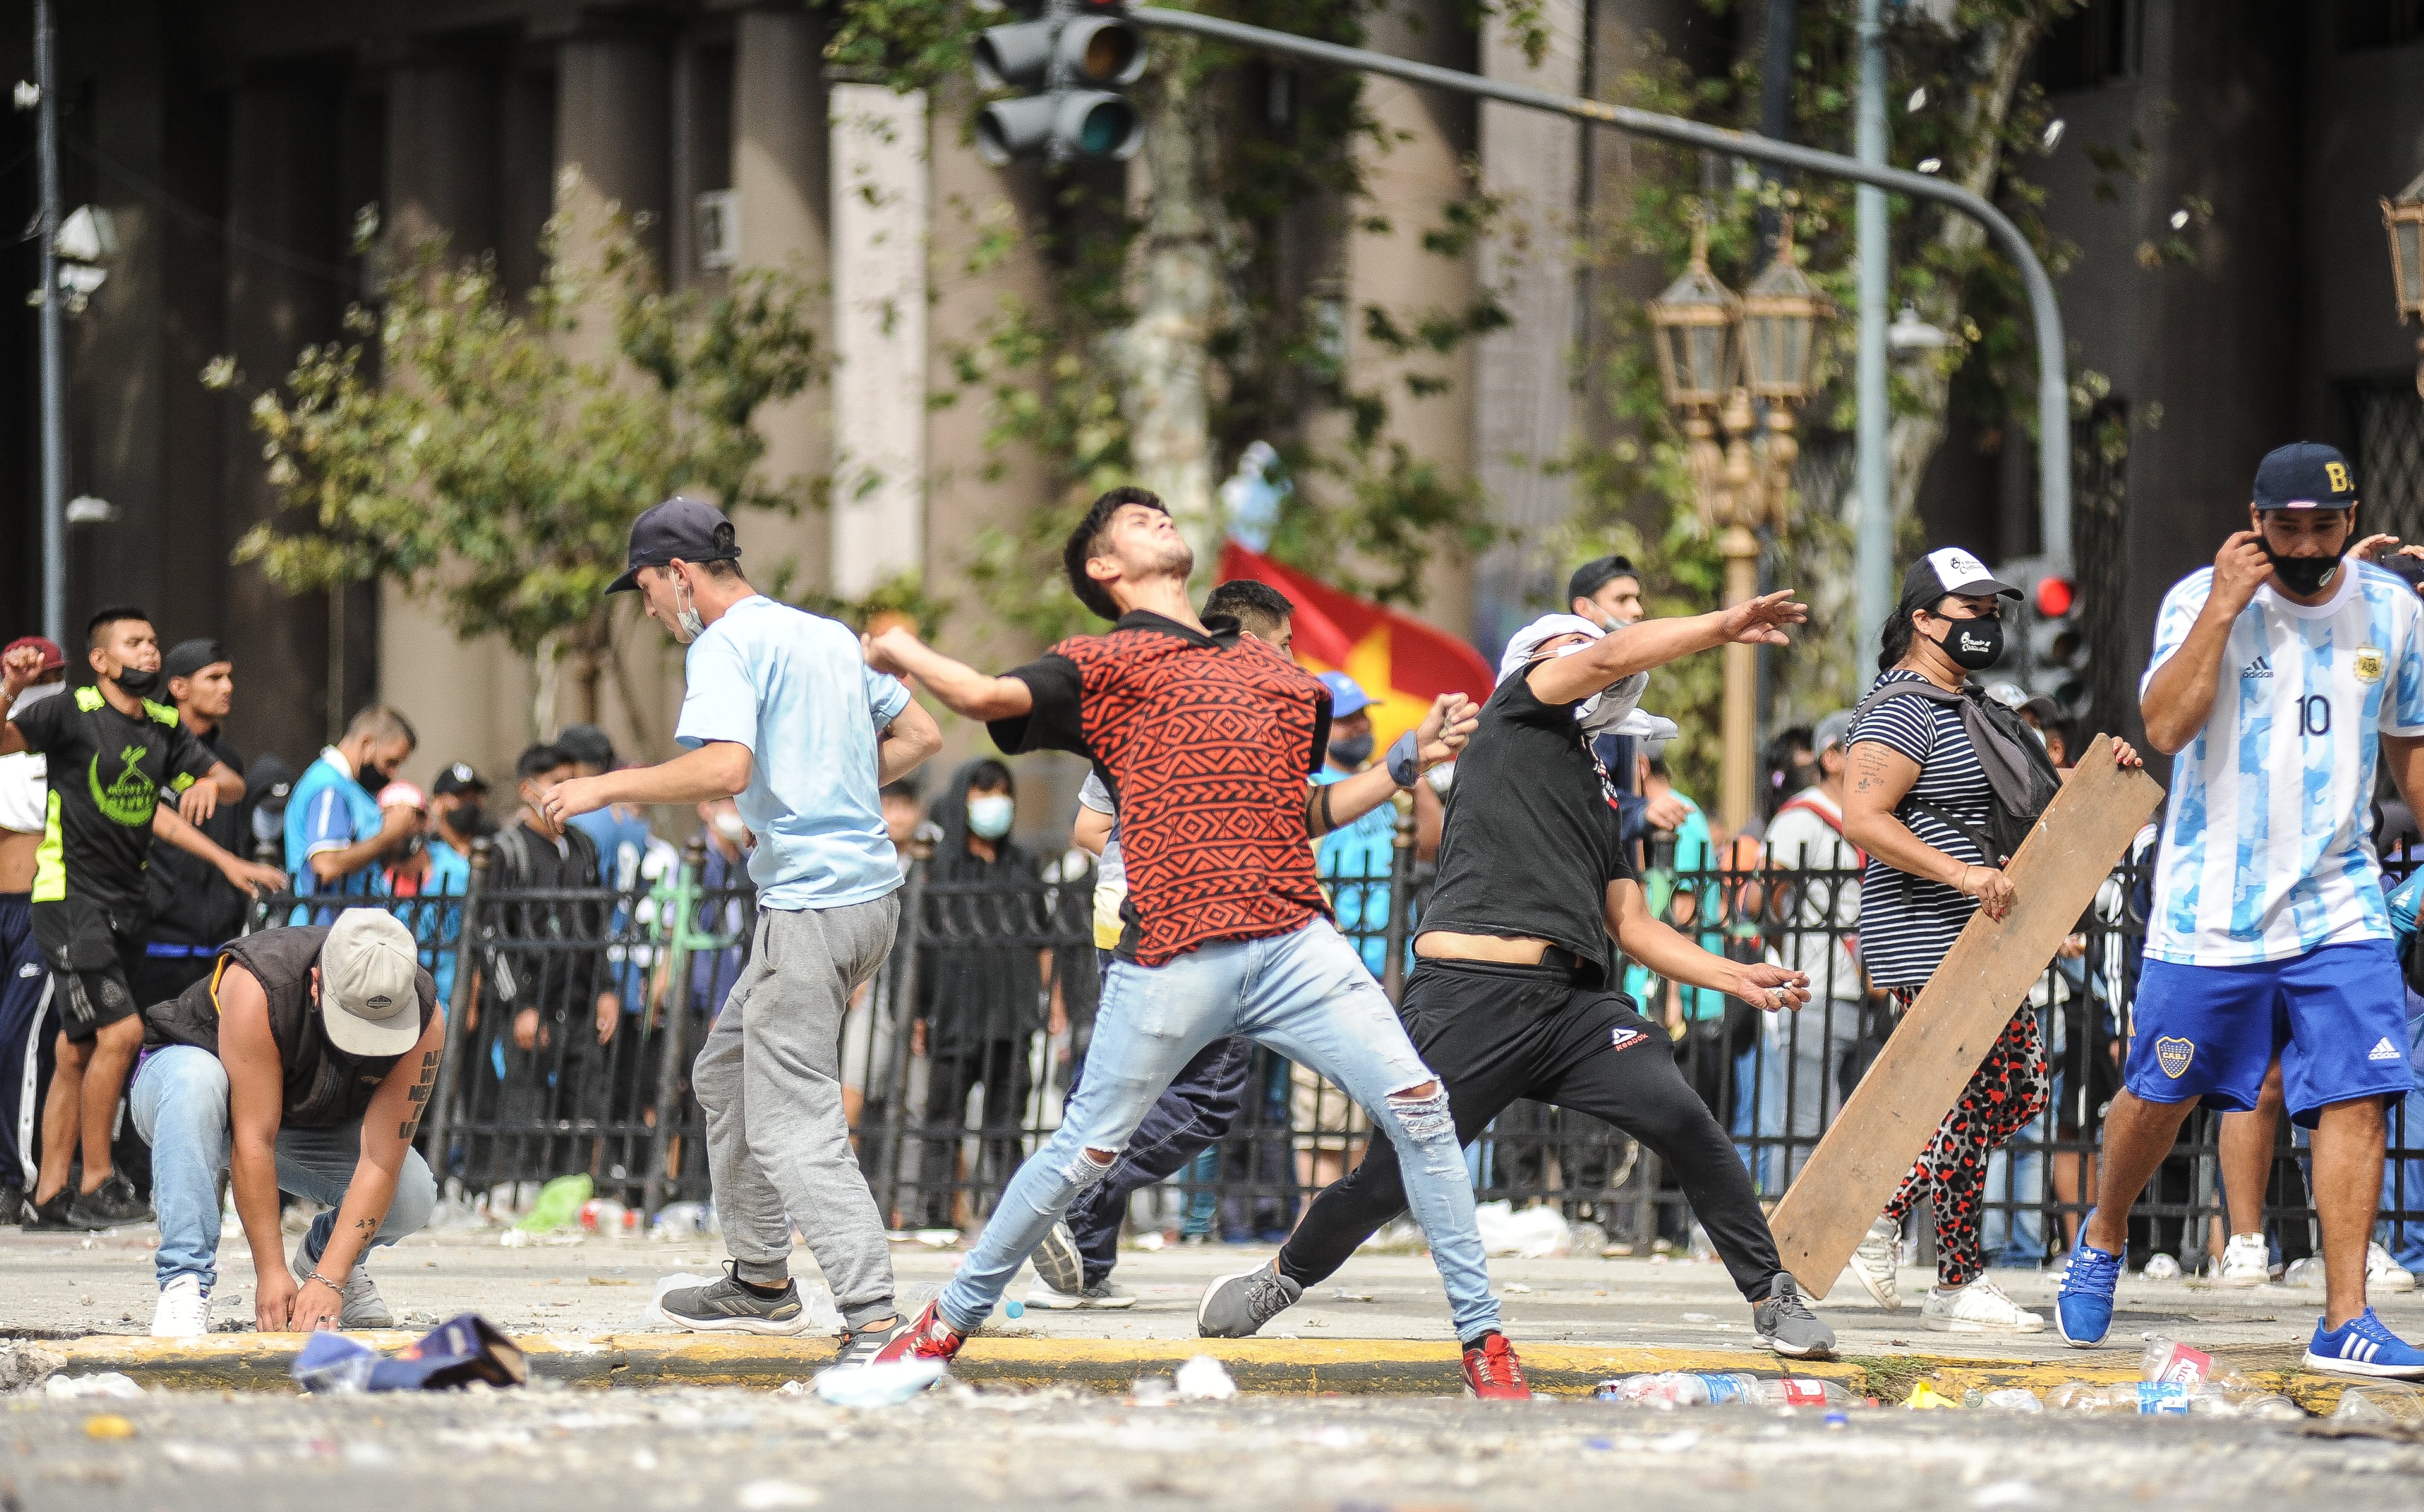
[
  {"x1": 223, "y1": 80, "x2": 343, "y2": 760},
  {"x1": 828, "y1": 82, "x2": 929, "y2": 600},
  {"x1": 732, "y1": 7, "x2": 832, "y2": 596},
  {"x1": 1471, "y1": 0, "x2": 1584, "y2": 653}
]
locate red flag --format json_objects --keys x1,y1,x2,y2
[{"x1": 1216, "y1": 541, "x2": 1497, "y2": 747}]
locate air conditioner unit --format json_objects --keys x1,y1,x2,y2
[{"x1": 696, "y1": 189, "x2": 739, "y2": 272}]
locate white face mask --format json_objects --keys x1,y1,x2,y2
[
  {"x1": 670, "y1": 575, "x2": 707, "y2": 644},
  {"x1": 966, "y1": 793, "x2": 1014, "y2": 840}
]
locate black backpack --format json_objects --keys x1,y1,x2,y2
[{"x1": 1850, "y1": 678, "x2": 2064, "y2": 867}]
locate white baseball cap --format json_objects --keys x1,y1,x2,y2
[
  {"x1": 319, "y1": 909, "x2": 424, "y2": 1058},
  {"x1": 1900, "y1": 547, "x2": 2021, "y2": 611}
]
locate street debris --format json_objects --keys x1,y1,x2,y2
[
  {"x1": 1472, "y1": 1200, "x2": 1571, "y2": 1258},
  {"x1": 290, "y1": 1314, "x2": 529, "y2": 1393},
  {"x1": 44, "y1": 1371, "x2": 146, "y2": 1399},
  {"x1": 809, "y1": 1359, "x2": 946, "y2": 1407},
  {"x1": 1174, "y1": 1356, "x2": 1238, "y2": 1402}
]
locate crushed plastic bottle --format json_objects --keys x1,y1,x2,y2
[
  {"x1": 2131, "y1": 1381, "x2": 2192, "y2": 1414},
  {"x1": 651, "y1": 1202, "x2": 708, "y2": 1241},
  {"x1": 2334, "y1": 1381, "x2": 2424, "y2": 1427},
  {"x1": 578, "y1": 1199, "x2": 631, "y2": 1236},
  {"x1": 1979, "y1": 1388, "x2": 2044, "y2": 1413},
  {"x1": 2046, "y1": 1380, "x2": 2127, "y2": 1412},
  {"x1": 1761, "y1": 1378, "x2": 1855, "y2": 1409},
  {"x1": 1595, "y1": 1372, "x2": 1762, "y2": 1408},
  {"x1": 2140, "y1": 1335, "x2": 2214, "y2": 1390}
]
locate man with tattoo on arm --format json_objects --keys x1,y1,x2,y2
[{"x1": 132, "y1": 910, "x2": 442, "y2": 1336}]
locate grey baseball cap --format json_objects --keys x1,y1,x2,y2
[
  {"x1": 1813, "y1": 709, "x2": 1855, "y2": 753},
  {"x1": 319, "y1": 910, "x2": 424, "y2": 1058}
]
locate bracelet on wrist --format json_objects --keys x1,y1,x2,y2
[{"x1": 304, "y1": 1269, "x2": 343, "y2": 1294}]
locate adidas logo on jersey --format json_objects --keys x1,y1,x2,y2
[
  {"x1": 2371, "y1": 1037, "x2": 2404, "y2": 1063},
  {"x1": 2241, "y1": 656, "x2": 2272, "y2": 680}
]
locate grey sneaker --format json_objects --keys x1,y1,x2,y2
[
  {"x1": 1197, "y1": 1260, "x2": 1303, "y2": 1338},
  {"x1": 1033, "y1": 1221, "x2": 1088, "y2": 1294},
  {"x1": 291, "y1": 1239, "x2": 393, "y2": 1329},
  {"x1": 1751, "y1": 1273, "x2": 1837, "y2": 1359},
  {"x1": 828, "y1": 1312, "x2": 912, "y2": 1369},
  {"x1": 66, "y1": 1172, "x2": 152, "y2": 1230},
  {"x1": 655, "y1": 1260, "x2": 812, "y2": 1336}
]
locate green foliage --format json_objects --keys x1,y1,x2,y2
[{"x1": 218, "y1": 189, "x2": 824, "y2": 676}]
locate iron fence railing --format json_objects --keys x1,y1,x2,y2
[{"x1": 223, "y1": 820, "x2": 2424, "y2": 1276}]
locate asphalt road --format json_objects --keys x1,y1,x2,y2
[{"x1": 8, "y1": 1387, "x2": 2420, "y2": 1512}]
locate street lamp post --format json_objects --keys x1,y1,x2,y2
[
  {"x1": 1651, "y1": 215, "x2": 1829, "y2": 834},
  {"x1": 2384, "y1": 171, "x2": 2424, "y2": 398}
]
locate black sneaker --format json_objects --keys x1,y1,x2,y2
[
  {"x1": 1197, "y1": 1260, "x2": 1303, "y2": 1338},
  {"x1": 66, "y1": 1173, "x2": 153, "y2": 1231},
  {"x1": 656, "y1": 1260, "x2": 814, "y2": 1336},
  {"x1": 21, "y1": 1189, "x2": 76, "y2": 1231},
  {"x1": 1752, "y1": 1272, "x2": 1838, "y2": 1359}
]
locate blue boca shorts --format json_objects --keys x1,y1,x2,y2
[{"x1": 2127, "y1": 938, "x2": 2416, "y2": 1128}]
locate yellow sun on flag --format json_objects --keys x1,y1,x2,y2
[{"x1": 1301, "y1": 624, "x2": 1437, "y2": 751}]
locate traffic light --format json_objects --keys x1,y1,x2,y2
[
  {"x1": 2000, "y1": 557, "x2": 2085, "y2": 712},
  {"x1": 973, "y1": 1, "x2": 1147, "y2": 167}
]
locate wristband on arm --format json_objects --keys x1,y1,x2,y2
[{"x1": 1385, "y1": 730, "x2": 1421, "y2": 789}]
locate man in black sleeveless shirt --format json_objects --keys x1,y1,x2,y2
[
  {"x1": 1197, "y1": 593, "x2": 1843, "y2": 1359},
  {"x1": 132, "y1": 910, "x2": 441, "y2": 1337}
]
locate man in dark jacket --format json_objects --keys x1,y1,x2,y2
[
  {"x1": 913, "y1": 759, "x2": 1054, "y2": 1227},
  {"x1": 132, "y1": 909, "x2": 439, "y2": 1336},
  {"x1": 142, "y1": 639, "x2": 260, "y2": 1005}
]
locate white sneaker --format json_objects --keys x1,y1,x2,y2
[
  {"x1": 1921, "y1": 1276, "x2": 2046, "y2": 1333},
  {"x1": 1839, "y1": 1217, "x2": 1903, "y2": 1311},
  {"x1": 151, "y1": 1274, "x2": 210, "y2": 1338},
  {"x1": 2211, "y1": 1232, "x2": 2274, "y2": 1288},
  {"x1": 2371, "y1": 1241, "x2": 2418, "y2": 1294},
  {"x1": 1027, "y1": 1276, "x2": 1136, "y2": 1309}
]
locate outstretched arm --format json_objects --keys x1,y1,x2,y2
[
  {"x1": 1526, "y1": 591, "x2": 1807, "y2": 706},
  {"x1": 153, "y1": 806, "x2": 287, "y2": 896},
  {"x1": 544, "y1": 742, "x2": 752, "y2": 825},
  {"x1": 864, "y1": 627, "x2": 1034, "y2": 722}
]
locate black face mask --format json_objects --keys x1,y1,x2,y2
[
  {"x1": 1932, "y1": 614, "x2": 2005, "y2": 671},
  {"x1": 2262, "y1": 540, "x2": 2343, "y2": 597},
  {"x1": 1329, "y1": 733, "x2": 1376, "y2": 768},
  {"x1": 111, "y1": 665, "x2": 162, "y2": 701},
  {"x1": 360, "y1": 763, "x2": 394, "y2": 794}
]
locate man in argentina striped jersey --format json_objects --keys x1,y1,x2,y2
[{"x1": 2057, "y1": 442, "x2": 2424, "y2": 1376}]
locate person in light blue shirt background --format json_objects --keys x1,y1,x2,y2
[
  {"x1": 2376, "y1": 867, "x2": 2424, "y2": 1272},
  {"x1": 286, "y1": 705, "x2": 419, "y2": 916},
  {"x1": 1313, "y1": 672, "x2": 1399, "y2": 977}
]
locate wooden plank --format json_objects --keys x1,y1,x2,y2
[{"x1": 1769, "y1": 735, "x2": 2164, "y2": 1298}]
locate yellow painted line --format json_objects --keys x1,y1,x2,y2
[{"x1": 6, "y1": 1331, "x2": 2366, "y2": 1408}]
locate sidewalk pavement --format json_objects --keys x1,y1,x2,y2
[{"x1": 4, "y1": 1223, "x2": 2404, "y2": 1406}]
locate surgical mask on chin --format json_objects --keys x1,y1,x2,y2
[
  {"x1": 1933, "y1": 615, "x2": 2004, "y2": 671},
  {"x1": 1328, "y1": 733, "x2": 1376, "y2": 769},
  {"x1": 672, "y1": 578, "x2": 706, "y2": 644},
  {"x1": 111, "y1": 664, "x2": 162, "y2": 701},
  {"x1": 2263, "y1": 541, "x2": 2342, "y2": 597},
  {"x1": 966, "y1": 793, "x2": 1014, "y2": 840}
]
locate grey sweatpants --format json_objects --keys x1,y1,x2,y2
[{"x1": 694, "y1": 895, "x2": 899, "y2": 1329}]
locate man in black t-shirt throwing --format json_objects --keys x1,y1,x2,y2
[
  {"x1": 1196, "y1": 596, "x2": 1844, "y2": 1360},
  {"x1": 0, "y1": 608, "x2": 273, "y2": 1230}
]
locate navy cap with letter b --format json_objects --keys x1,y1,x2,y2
[
  {"x1": 2252, "y1": 441, "x2": 2358, "y2": 511},
  {"x1": 606, "y1": 496, "x2": 741, "y2": 594}
]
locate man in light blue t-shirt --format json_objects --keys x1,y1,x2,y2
[{"x1": 544, "y1": 496, "x2": 941, "y2": 1361}]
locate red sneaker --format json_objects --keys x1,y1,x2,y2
[
  {"x1": 867, "y1": 1299, "x2": 967, "y2": 1367},
  {"x1": 1460, "y1": 1331, "x2": 1531, "y2": 1399}
]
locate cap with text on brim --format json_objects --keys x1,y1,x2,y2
[
  {"x1": 161, "y1": 638, "x2": 228, "y2": 683},
  {"x1": 1899, "y1": 547, "x2": 2022, "y2": 613},
  {"x1": 1316, "y1": 671, "x2": 1373, "y2": 719},
  {"x1": 3, "y1": 635, "x2": 64, "y2": 673},
  {"x1": 605, "y1": 496, "x2": 741, "y2": 594},
  {"x1": 431, "y1": 761, "x2": 487, "y2": 797},
  {"x1": 2252, "y1": 440, "x2": 2359, "y2": 511},
  {"x1": 318, "y1": 909, "x2": 424, "y2": 1058}
]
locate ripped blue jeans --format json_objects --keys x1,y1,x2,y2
[{"x1": 935, "y1": 919, "x2": 1498, "y2": 1341}]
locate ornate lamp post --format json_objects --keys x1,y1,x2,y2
[
  {"x1": 2384, "y1": 171, "x2": 2424, "y2": 397},
  {"x1": 1650, "y1": 213, "x2": 1829, "y2": 833}
]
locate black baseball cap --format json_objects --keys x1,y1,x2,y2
[
  {"x1": 1567, "y1": 555, "x2": 1640, "y2": 605},
  {"x1": 2252, "y1": 441, "x2": 2358, "y2": 511},
  {"x1": 606, "y1": 496, "x2": 741, "y2": 594},
  {"x1": 1900, "y1": 547, "x2": 2022, "y2": 613},
  {"x1": 162, "y1": 638, "x2": 229, "y2": 682},
  {"x1": 432, "y1": 761, "x2": 487, "y2": 798}
]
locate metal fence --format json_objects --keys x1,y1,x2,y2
[{"x1": 242, "y1": 821, "x2": 2424, "y2": 1275}]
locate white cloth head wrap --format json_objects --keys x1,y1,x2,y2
[{"x1": 1497, "y1": 612, "x2": 1650, "y2": 738}]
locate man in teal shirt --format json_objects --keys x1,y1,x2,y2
[{"x1": 1314, "y1": 672, "x2": 1400, "y2": 976}]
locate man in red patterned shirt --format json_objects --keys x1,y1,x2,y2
[{"x1": 863, "y1": 487, "x2": 1530, "y2": 1395}]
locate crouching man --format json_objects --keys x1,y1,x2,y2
[{"x1": 134, "y1": 909, "x2": 441, "y2": 1336}]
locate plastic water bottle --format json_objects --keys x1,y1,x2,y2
[
  {"x1": 2132, "y1": 1381, "x2": 2191, "y2": 1414},
  {"x1": 1596, "y1": 1371, "x2": 1762, "y2": 1408},
  {"x1": 1979, "y1": 1388, "x2": 2043, "y2": 1413},
  {"x1": 2140, "y1": 1335, "x2": 2213, "y2": 1390}
]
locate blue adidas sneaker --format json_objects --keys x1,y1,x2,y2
[
  {"x1": 2054, "y1": 1217, "x2": 2121, "y2": 1348},
  {"x1": 2305, "y1": 1308, "x2": 2424, "y2": 1378}
]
